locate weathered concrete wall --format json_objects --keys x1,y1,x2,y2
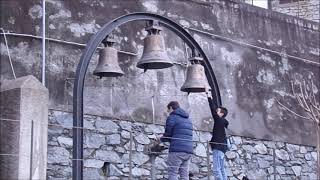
[
  {"x1": 0, "y1": 0, "x2": 319, "y2": 147},
  {"x1": 272, "y1": 0, "x2": 320, "y2": 22},
  {"x1": 47, "y1": 110, "x2": 317, "y2": 179},
  {"x1": 0, "y1": 75, "x2": 48, "y2": 179}
]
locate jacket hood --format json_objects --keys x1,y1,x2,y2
[{"x1": 171, "y1": 108, "x2": 189, "y2": 118}]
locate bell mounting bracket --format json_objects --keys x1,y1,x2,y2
[
  {"x1": 189, "y1": 56, "x2": 204, "y2": 65},
  {"x1": 102, "y1": 35, "x2": 116, "y2": 47},
  {"x1": 145, "y1": 20, "x2": 163, "y2": 34}
]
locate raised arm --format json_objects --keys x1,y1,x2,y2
[{"x1": 207, "y1": 92, "x2": 219, "y2": 120}]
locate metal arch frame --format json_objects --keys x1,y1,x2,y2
[{"x1": 72, "y1": 12, "x2": 222, "y2": 179}]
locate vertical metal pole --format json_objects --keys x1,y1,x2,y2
[
  {"x1": 268, "y1": 0, "x2": 272, "y2": 10},
  {"x1": 206, "y1": 141, "x2": 211, "y2": 180},
  {"x1": 151, "y1": 96, "x2": 155, "y2": 124},
  {"x1": 29, "y1": 120, "x2": 34, "y2": 180},
  {"x1": 0, "y1": 28, "x2": 16, "y2": 79},
  {"x1": 297, "y1": 0, "x2": 300, "y2": 18},
  {"x1": 110, "y1": 84, "x2": 113, "y2": 110},
  {"x1": 317, "y1": 125, "x2": 320, "y2": 179},
  {"x1": 129, "y1": 130, "x2": 133, "y2": 180},
  {"x1": 151, "y1": 155, "x2": 156, "y2": 180},
  {"x1": 42, "y1": 0, "x2": 46, "y2": 86},
  {"x1": 64, "y1": 79, "x2": 68, "y2": 109},
  {"x1": 184, "y1": 43, "x2": 189, "y2": 60},
  {"x1": 273, "y1": 148, "x2": 276, "y2": 180},
  {"x1": 73, "y1": 127, "x2": 83, "y2": 180}
]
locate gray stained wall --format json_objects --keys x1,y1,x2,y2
[{"x1": 0, "y1": 0, "x2": 319, "y2": 146}]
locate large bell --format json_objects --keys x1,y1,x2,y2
[
  {"x1": 136, "y1": 21, "x2": 173, "y2": 70},
  {"x1": 93, "y1": 38, "x2": 124, "y2": 78},
  {"x1": 180, "y1": 57, "x2": 211, "y2": 93}
]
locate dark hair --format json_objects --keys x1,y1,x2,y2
[
  {"x1": 242, "y1": 176, "x2": 249, "y2": 180},
  {"x1": 167, "y1": 101, "x2": 180, "y2": 110},
  {"x1": 218, "y1": 106, "x2": 228, "y2": 118}
]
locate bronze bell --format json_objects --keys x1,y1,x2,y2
[
  {"x1": 136, "y1": 21, "x2": 173, "y2": 70},
  {"x1": 93, "y1": 37, "x2": 124, "y2": 78},
  {"x1": 180, "y1": 56, "x2": 211, "y2": 93}
]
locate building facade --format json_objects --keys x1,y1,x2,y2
[
  {"x1": 272, "y1": 0, "x2": 320, "y2": 22},
  {"x1": 0, "y1": 0, "x2": 319, "y2": 179}
]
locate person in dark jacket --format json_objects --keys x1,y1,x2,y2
[
  {"x1": 207, "y1": 93, "x2": 229, "y2": 180},
  {"x1": 160, "y1": 101, "x2": 193, "y2": 180}
]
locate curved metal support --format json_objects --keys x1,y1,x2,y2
[{"x1": 73, "y1": 12, "x2": 221, "y2": 179}]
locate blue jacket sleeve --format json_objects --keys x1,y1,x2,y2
[{"x1": 161, "y1": 116, "x2": 175, "y2": 142}]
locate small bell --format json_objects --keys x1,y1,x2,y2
[
  {"x1": 136, "y1": 21, "x2": 173, "y2": 70},
  {"x1": 93, "y1": 37, "x2": 124, "y2": 78},
  {"x1": 180, "y1": 56, "x2": 211, "y2": 93}
]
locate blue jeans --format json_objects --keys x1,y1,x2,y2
[
  {"x1": 167, "y1": 152, "x2": 192, "y2": 180},
  {"x1": 212, "y1": 149, "x2": 227, "y2": 180}
]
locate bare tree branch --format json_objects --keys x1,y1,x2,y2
[
  {"x1": 298, "y1": 82, "x2": 312, "y2": 111},
  {"x1": 311, "y1": 80, "x2": 320, "y2": 110},
  {"x1": 296, "y1": 93, "x2": 311, "y2": 112},
  {"x1": 303, "y1": 80, "x2": 309, "y2": 99},
  {"x1": 310, "y1": 84, "x2": 320, "y2": 111},
  {"x1": 292, "y1": 81, "x2": 313, "y2": 113},
  {"x1": 313, "y1": 101, "x2": 320, "y2": 111},
  {"x1": 276, "y1": 98, "x2": 310, "y2": 120},
  {"x1": 310, "y1": 91, "x2": 320, "y2": 111},
  {"x1": 292, "y1": 81, "x2": 307, "y2": 110},
  {"x1": 312, "y1": 102, "x2": 320, "y2": 112},
  {"x1": 316, "y1": 109, "x2": 320, "y2": 123},
  {"x1": 279, "y1": 79, "x2": 319, "y2": 126},
  {"x1": 282, "y1": 78, "x2": 320, "y2": 179},
  {"x1": 310, "y1": 107, "x2": 320, "y2": 125}
]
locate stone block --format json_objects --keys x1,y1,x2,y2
[{"x1": 0, "y1": 75, "x2": 48, "y2": 179}]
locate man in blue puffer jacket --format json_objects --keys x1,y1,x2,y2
[{"x1": 160, "y1": 101, "x2": 193, "y2": 180}]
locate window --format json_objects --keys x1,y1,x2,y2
[{"x1": 245, "y1": 0, "x2": 269, "y2": 9}]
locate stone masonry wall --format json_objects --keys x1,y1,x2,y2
[
  {"x1": 0, "y1": 0, "x2": 319, "y2": 178},
  {"x1": 47, "y1": 110, "x2": 317, "y2": 179},
  {"x1": 271, "y1": 0, "x2": 320, "y2": 22},
  {"x1": 1, "y1": 0, "x2": 319, "y2": 146}
]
